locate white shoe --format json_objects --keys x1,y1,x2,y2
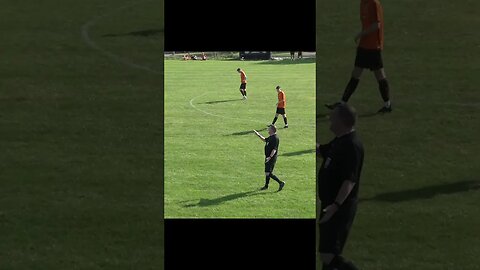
[{"x1": 243, "y1": 96, "x2": 247, "y2": 100}]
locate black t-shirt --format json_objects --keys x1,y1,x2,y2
[
  {"x1": 317, "y1": 131, "x2": 364, "y2": 204},
  {"x1": 265, "y1": 134, "x2": 279, "y2": 157}
]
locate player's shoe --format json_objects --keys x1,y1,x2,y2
[
  {"x1": 242, "y1": 96, "x2": 247, "y2": 100},
  {"x1": 260, "y1": 185, "x2": 268, "y2": 190},
  {"x1": 278, "y1": 181, "x2": 285, "y2": 191},
  {"x1": 284, "y1": 124, "x2": 289, "y2": 128},
  {"x1": 325, "y1": 102, "x2": 341, "y2": 110},
  {"x1": 377, "y1": 105, "x2": 392, "y2": 113}
]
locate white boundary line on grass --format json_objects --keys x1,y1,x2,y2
[
  {"x1": 189, "y1": 92, "x2": 316, "y2": 128},
  {"x1": 82, "y1": 5, "x2": 478, "y2": 110},
  {"x1": 81, "y1": 0, "x2": 161, "y2": 74}
]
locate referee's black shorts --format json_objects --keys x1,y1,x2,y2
[
  {"x1": 264, "y1": 156, "x2": 277, "y2": 173},
  {"x1": 319, "y1": 200, "x2": 357, "y2": 254},
  {"x1": 240, "y1": 83, "x2": 247, "y2": 90},
  {"x1": 354, "y1": 47, "x2": 383, "y2": 71}
]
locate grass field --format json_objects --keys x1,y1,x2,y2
[
  {"x1": 164, "y1": 59, "x2": 316, "y2": 218},
  {"x1": 317, "y1": 0, "x2": 480, "y2": 269},
  {"x1": 0, "y1": 0, "x2": 163, "y2": 268}
]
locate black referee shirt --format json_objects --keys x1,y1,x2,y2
[
  {"x1": 317, "y1": 131, "x2": 364, "y2": 204},
  {"x1": 265, "y1": 134, "x2": 279, "y2": 157}
]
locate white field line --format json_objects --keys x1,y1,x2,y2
[
  {"x1": 81, "y1": 0, "x2": 161, "y2": 74},
  {"x1": 188, "y1": 92, "x2": 316, "y2": 128}
]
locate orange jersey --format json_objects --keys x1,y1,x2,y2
[
  {"x1": 359, "y1": 0, "x2": 384, "y2": 50},
  {"x1": 277, "y1": 91, "x2": 286, "y2": 108},
  {"x1": 240, "y1": 71, "x2": 247, "y2": 83}
]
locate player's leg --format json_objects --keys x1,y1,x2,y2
[
  {"x1": 243, "y1": 85, "x2": 247, "y2": 98},
  {"x1": 342, "y1": 66, "x2": 363, "y2": 103},
  {"x1": 374, "y1": 68, "x2": 392, "y2": 113},
  {"x1": 319, "y1": 209, "x2": 340, "y2": 269},
  {"x1": 267, "y1": 157, "x2": 285, "y2": 191},
  {"x1": 326, "y1": 48, "x2": 367, "y2": 110},
  {"x1": 282, "y1": 113, "x2": 288, "y2": 128},
  {"x1": 271, "y1": 113, "x2": 279, "y2": 125},
  {"x1": 326, "y1": 203, "x2": 360, "y2": 270},
  {"x1": 261, "y1": 171, "x2": 270, "y2": 190},
  {"x1": 239, "y1": 83, "x2": 246, "y2": 97}
]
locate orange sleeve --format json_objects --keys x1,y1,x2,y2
[{"x1": 371, "y1": 1, "x2": 380, "y2": 23}]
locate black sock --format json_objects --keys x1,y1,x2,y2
[
  {"x1": 270, "y1": 174, "x2": 281, "y2": 184},
  {"x1": 342, "y1": 77, "x2": 360, "y2": 102},
  {"x1": 264, "y1": 175, "x2": 271, "y2": 187},
  {"x1": 244, "y1": 90, "x2": 247, "y2": 96},
  {"x1": 283, "y1": 117, "x2": 288, "y2": 125},
  {"x1": 272, "y1": 117, "x2": 278, "y2": 124},
  {"x1": 378, "y1": 78, "x2": 390, "y2": 103},
  {"x1": 330, "y1": 255, "x2": 359, "y2": 270}
]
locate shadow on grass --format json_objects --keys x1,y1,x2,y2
[
  {"x1": 256, "y1": 58, "x2": 316, "y2": 65},
  {"x1": 226, "y1": 127, "x2": 267, "y2": 136},
  {"x1": 102, "y1": 28, "x2": 163, "y2": 38},
  {"x1": 201, "y1": 99, "x2": 243, "y2": 105},
  {"x1": 183, "y1": 189, "x2": 273, "y2": 207},
  {"x1": 360, "y1": 180, "x2": 480, "y2": 203},
  {"x1": 280, "y1": 149, "x2": 315, "y2": 157}
]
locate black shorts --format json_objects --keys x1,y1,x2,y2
[
  {"x1": 354, "y1": 47, "x2": 383, "y2": 70},
  {"x1": 264, "y1": 156, "x2": 277, "y2": 173},
  {"x1": 276, "y1": 107, "x2": 286, "y2": 114},
  {"x1": 240, "y1": 83, "x2": 247, "y2": 90},
  {"x1": 319, "y1": 201, "x2": 357, "y2": 254}
]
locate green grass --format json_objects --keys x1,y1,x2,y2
[
  {"x1": 0, "y1": 0, "x2": 163, "y2": 268},
  {"x1": 317, "y1": 0, "x2": 480, "y2": 269},
  {"x1": 165, "y1": 59, "x2": 316, "y2": 218}
]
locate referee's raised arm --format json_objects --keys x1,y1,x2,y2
[{"x1": 253, "y1": 129, "x2": 266, "y2": 142}]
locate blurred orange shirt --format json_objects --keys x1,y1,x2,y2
[
  {"x1": 240, "y1": 71, "x2": 247, "y2": 83},
  {"x1": 277, "y1": 91, "x2": 286, "y2": 108},
  {"x1": 359, "y1": 0, "x2": 384, "y2": 50}
]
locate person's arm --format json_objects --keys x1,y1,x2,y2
[
  {"x1": 316, "y1": 142, "x2": 331, "y2": 158},
  {"x1": 253, "y1": 130, "x2": 266, "y2": 142},
  {"x1": 355, "y1": 22, "x2": 380, "y2": 43},
  {"x1": 265, "y1": 149, "x2": 277, "y2": 163},
  {"x1": 334, "y1": 180, "x2": 356, "y2": 206},
  {"x1": 265, "y1": 137, "x2": 278, "y2": 162},
  {"x1": 355, "y1": 2, "x2": 381, "y2": 43},
  {"x1": 319, "y1": 144, "x2": 360, "y2": 224}
]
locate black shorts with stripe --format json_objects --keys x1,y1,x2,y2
[{"x1": 354, "y1": 47, "x2": 383, "y2": 70}]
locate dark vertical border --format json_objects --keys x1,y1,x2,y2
[{"x1": 164, "y1": 0, "x2": 316, "y2": 269}]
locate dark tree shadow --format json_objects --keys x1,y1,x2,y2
[
  {"x1": 280, "y1": 149, "x2": 315, "y2": 157},
  {"x1": 360, "y1": 180, "x2": 480, "y2": 203},
  {"x1": 201, "y1": 99, "x2": 243, "y2": 105},
  {"x1": 183, "y1": 189, "x2": 272, "y2": 207},
  {"x1": 102, "y1": 28, "x2": 163, "y2": 38},
  {"x1": 226, "y1": 127, "x2": 267, "y2": 136}
]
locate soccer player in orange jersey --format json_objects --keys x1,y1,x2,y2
[
  {"x1": 271, "y1": 86, "x2": 288, "y2": 128},
  {"x1": 326, "y1": 0, "x2": 392, "y2": 113},
  {"x1": 237, "y1": 68, "x2": 248, "y2": 99}
]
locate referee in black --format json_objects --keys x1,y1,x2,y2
[
  {"x1": 254, "y1": 125, "x2": 285, "y2": 191},
  {"x1": 317, "y1": 103, "x2": 364, "y2": 270}
]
